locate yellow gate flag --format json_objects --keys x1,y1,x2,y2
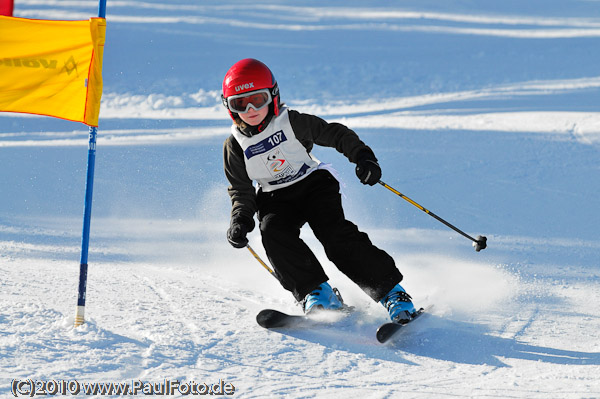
[{"x1": 0, "y1": 16, "x2": 106, "y2": 126}]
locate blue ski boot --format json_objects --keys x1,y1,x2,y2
[
  {"x1": 380, "y1": 284, "x2": 417, "y2": 323},
  {"x1": 302, "y1": 282, "x2": 344, "y2": 314}
]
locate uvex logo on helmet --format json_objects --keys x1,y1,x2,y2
[{"x1": 235, "y1": 82, "x2": 254, "y2": 92}]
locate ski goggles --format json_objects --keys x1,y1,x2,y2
[{"x1": 226, "y1": 89, "x2": 272, "y2": 114}]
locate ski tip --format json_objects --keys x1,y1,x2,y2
[
  {"x1": 376, "y1": 322, "x2": 402, "y2": 343},
  {"x1": 257, "y1": 308, "x2": 283, "y2": 318},
  {"x1": 256, "y1": 309, "x2": 285, "y2": 328},
  {"x1": 376, "y1": 305, "x2": 433, "y2": 344},
  {"x1": 256, "y1": 308, "x2": 306, "y2": 329}
]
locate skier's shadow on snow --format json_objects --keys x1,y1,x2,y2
[
  {"x1": 393, "y1": 315, "x2": 600, "y2": 367},
  {"x1": 277, "y1": 314, "x2": 600, "y2": 367}
]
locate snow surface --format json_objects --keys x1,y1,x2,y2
[{"x1": 2, "y1": 0, "x2": 600, "y2": 397}]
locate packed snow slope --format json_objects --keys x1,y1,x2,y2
[{"x1": 2, "y1": 0, "x2": 600, "y2": 398}]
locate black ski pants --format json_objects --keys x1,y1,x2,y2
[{"x1": 257, "y1": 169, "x2": 402, "y2": 303}]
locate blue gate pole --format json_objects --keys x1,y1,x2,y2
[
  {"x1": 74, "y1": 127, "x2": 97, "y2": 327},
  {"x1": 74, "y1": 0, "x2": 107, "y2": 327}
]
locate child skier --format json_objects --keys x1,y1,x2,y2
[{"x1": 221, "y1": 58, "x2": 417, "y2": 323}]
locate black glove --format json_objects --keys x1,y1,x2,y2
[
  {"x1": 226, "y1": 217, "x2": 254, "y2": 249},
  {"x1": 355, "y1": 150, "x2": 382, "y2": 186}
]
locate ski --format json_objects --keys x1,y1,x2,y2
[
  {"x1": 256, "y1": 309, "x2": 309, "y2": 329},
  {"x1": 256, "y1": 306, "x2": 354, "y2": 329},
  {"x1": 376, "y1": 305, "x2": 433, "y2": 344},
  {"x1": 257, "y1": 305, "x2": 432, "y2": 343}
]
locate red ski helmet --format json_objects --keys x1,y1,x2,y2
[{"x1": 221, "y1": 58, "x2": 280, "y2": 120}]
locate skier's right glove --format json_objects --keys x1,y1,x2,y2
[{"x1": 226, "y1": 217, "x2": 255, "y2": 249}]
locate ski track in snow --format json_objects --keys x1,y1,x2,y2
[
  {"x1": 2, "y1": 0, "x2": 600, "y2": 398},
  {"x1": 2, "y1": 250, "x2": 600, "y2": 398}
]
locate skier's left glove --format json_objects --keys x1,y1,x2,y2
[
  {"x1": 355, "y1": 150, "x2": 382, "y2": 186},
  {"x1": 227, "y1": 216, "x2": 255, "y2": 249}
]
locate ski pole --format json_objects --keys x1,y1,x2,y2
[
  {"x1": 246, "y1": 244, "x2": 276, "y2": 275},
  {"x1": 378, "y1": 180, "x2": 487, "y2": 252}
]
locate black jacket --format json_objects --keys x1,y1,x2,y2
[{"x1": 223, "y1": 109, "x2": 375, "y2": 223}]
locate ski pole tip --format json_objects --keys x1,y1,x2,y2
[{"x1": 473, "y1": 235, "x2": 487, "y2": 252}]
